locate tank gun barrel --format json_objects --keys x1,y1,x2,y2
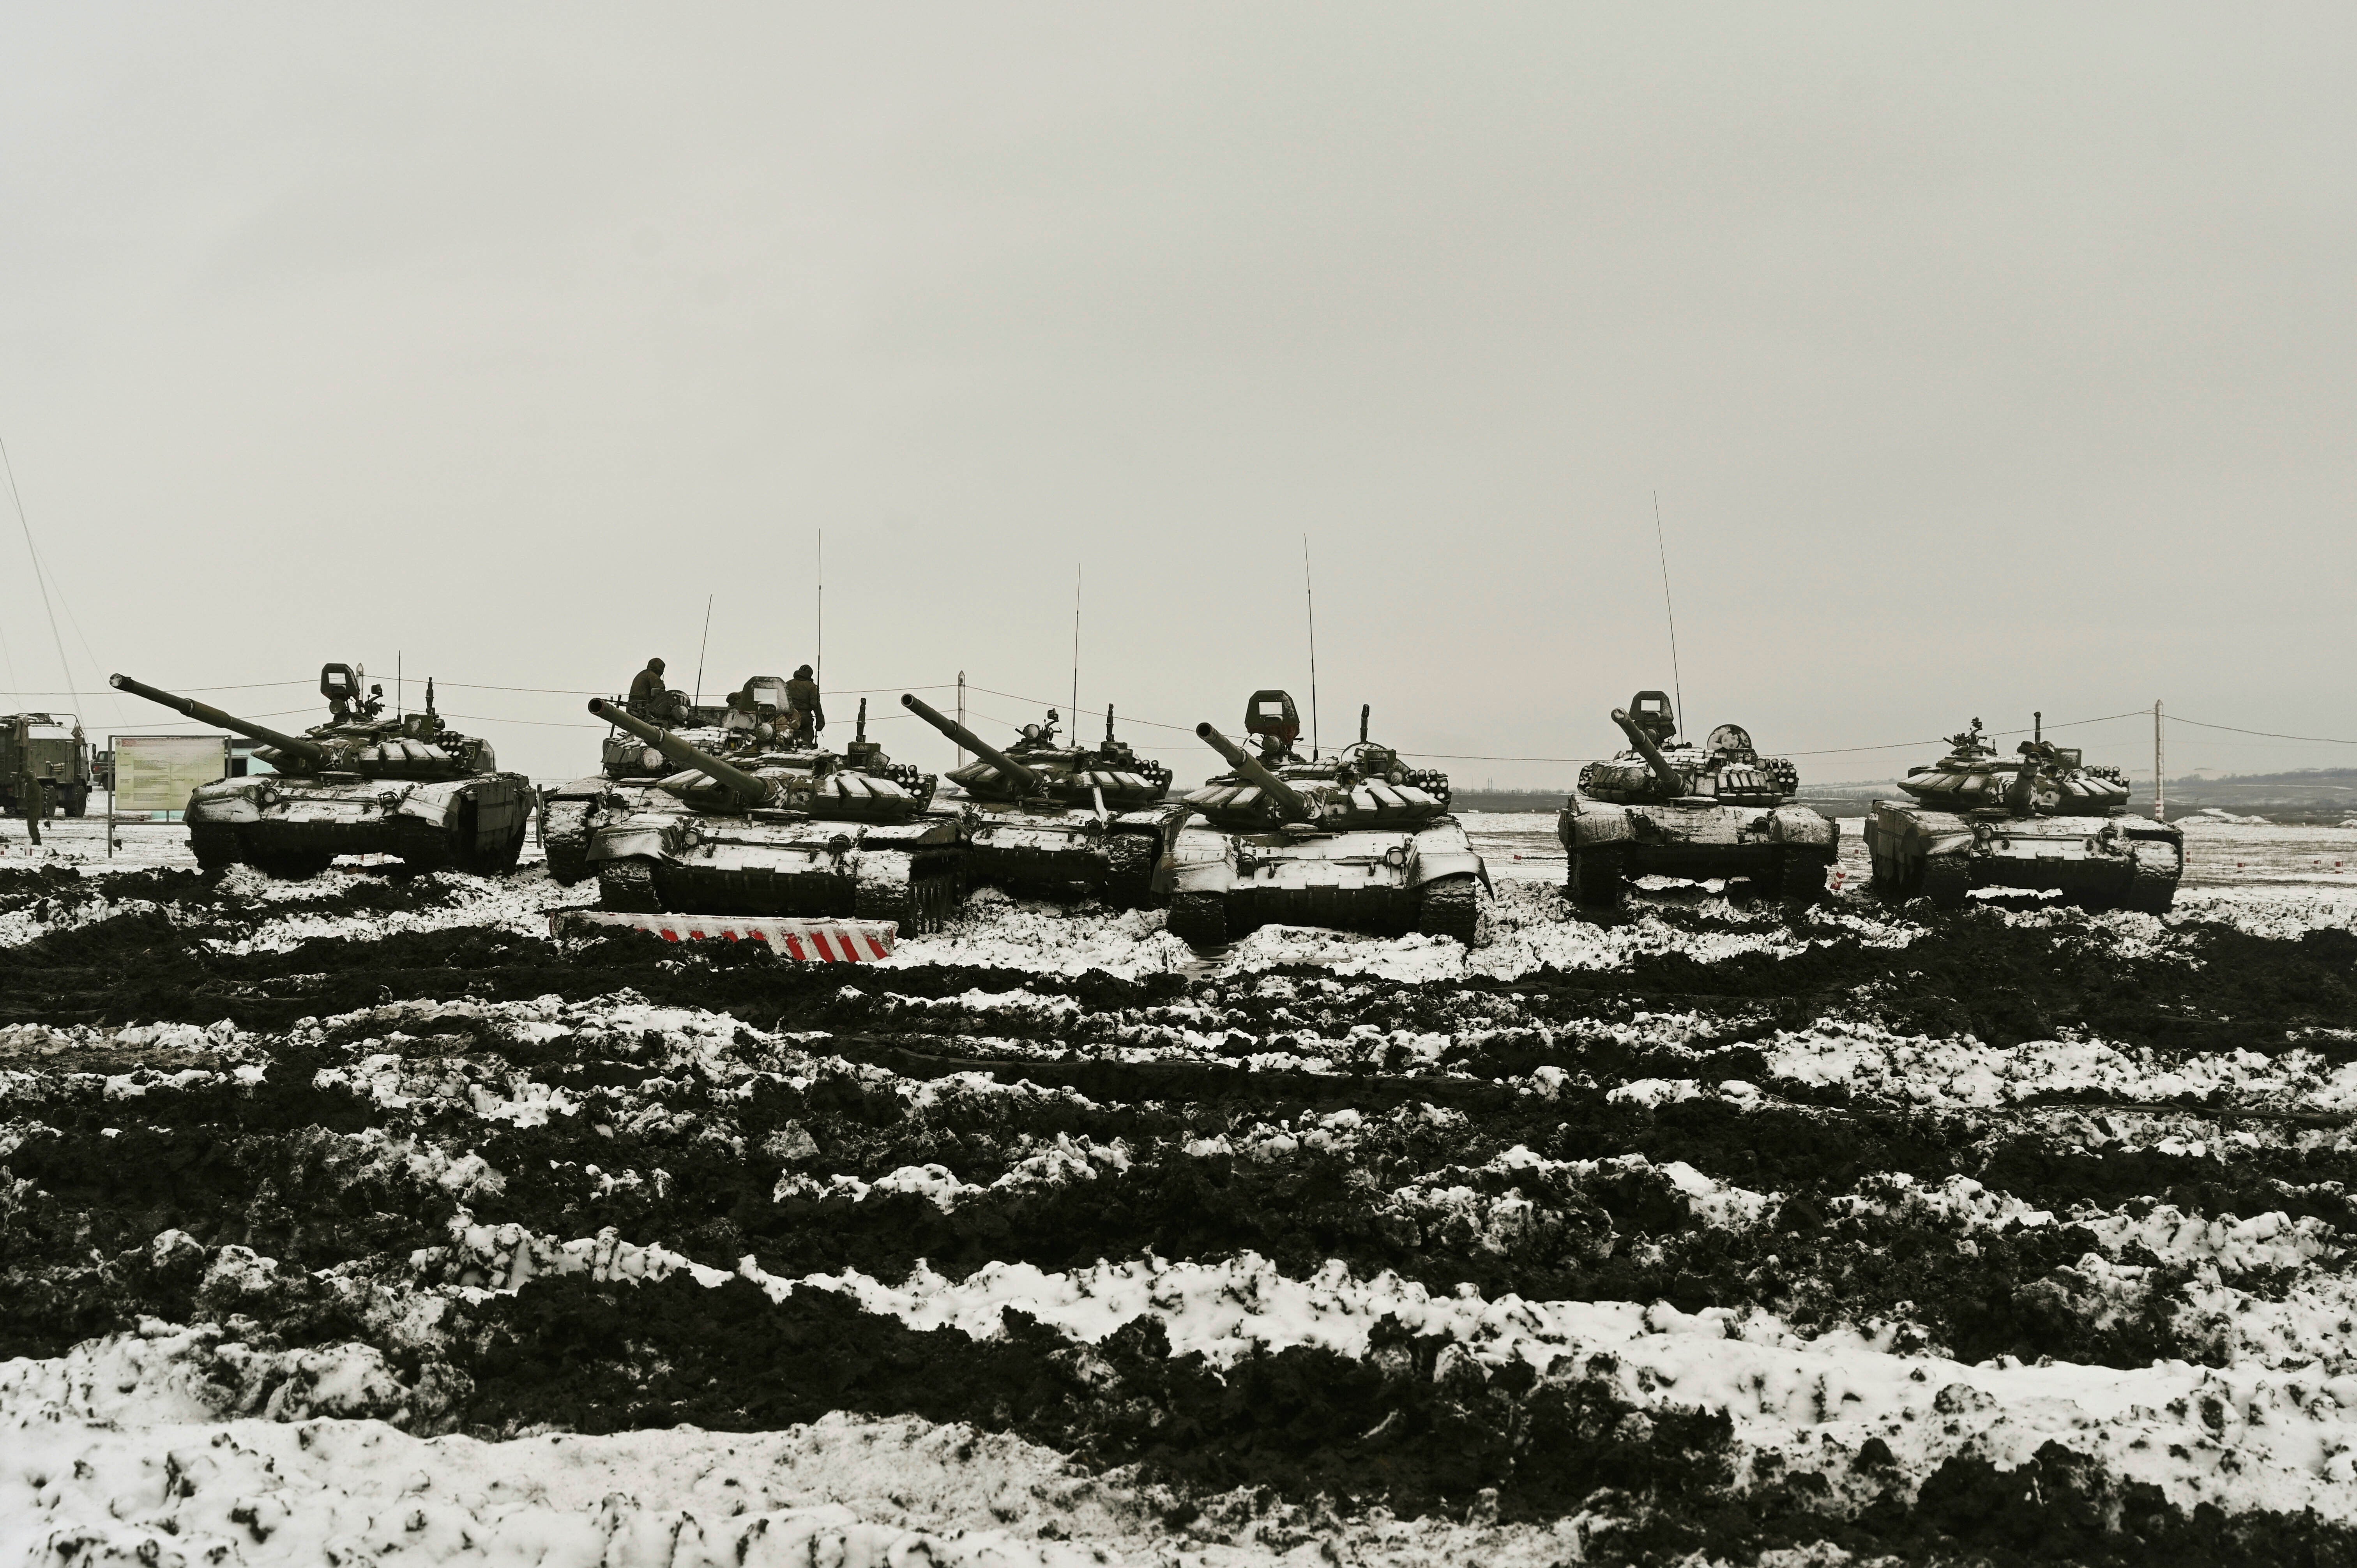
[
  {"x1": 1196, "y1": 722, "x2": 1317, "y2": 822},
  {"x1": 899, "y1": 694, "x2": 1042, "y2": 795},
  {"x1": 590, "y1": 699, "x2": 774, "y2": 806},
  {"x1": 110, "y1": 674, "x2": 329, "y2": 768},
  {"x1": 1611, "y1": 708, "x2": 1688, "y2": 797}
]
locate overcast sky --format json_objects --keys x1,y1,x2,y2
[{"x1": 2, "y1": 4, "x2": 2351, "y2": 786}]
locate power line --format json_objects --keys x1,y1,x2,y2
[
  {"x1": 0, "y1": 432, "x2": 80, "y2": 729},
  {"x1": 2168, "y1": 715, "x2": 2357, "y2": 747}
]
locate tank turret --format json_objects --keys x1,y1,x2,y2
[
  {"x1": 1195, "y1": 722, "x2": 1318, "y2": 822},
  {"x1": 901, "y1": 694, "x2": 1045, "y2": 798},
  {"x1": 1576, "y1": 692, "x2": 1799, "y2": 808},
  {"x1": 113, "y1": 668, "x2": 500, "y2": 780},
  {"x1": 1611, "y1": 706, "x2": 1690, "y2": 798},
  {"x1": 591, "y1": 699, "x2": 776, "y2": 806},
  {"x1": 1183, "y1": 695, "x2": 1452, "y2": 830},
  {"x1": 591, "y1": 698, "x2": 925, "y2": 822},
  {"x1": 1896, "y1": 715, "x2": 2131, "y2": 816}
]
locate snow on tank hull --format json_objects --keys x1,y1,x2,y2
[
  {"x1": 1864, "y1": 801, "x2": 2183, "y2": 913},
  {"x1": 186, "y1": 773, "x2": 534, "y2": 878},
  {"x1": 955, "y1": 800, "x2": 1194, "y2": 905},
  {"x1": 585, "y1": 805, "x2": 962, "y2": 934},
  {"x1": 1558, "y1": 796, "x2": 1839, "y2": 905},
  {"x1": 1156, "y1": 818, "x2": 1491, "y2": 946}
]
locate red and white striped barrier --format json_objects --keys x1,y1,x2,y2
[{"x1": 549, "y1": 910, "x2": 895, "y2": 961}]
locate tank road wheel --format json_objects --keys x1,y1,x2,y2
[
  {"x1": 1566, "y1": 848, "x2": 1626, "y2": 908},
  {"x1": 1778, "y1": 850, "x2": 1833, "y2": 908},
  {"x1": 189, "y1": 825, "x2": 242, "y2": 873},
  {"x1": 1920, "y1": 855, "x2": 1972, "y2": 910},
  {"x1": 598, "y1": 858, "x2": 663, "y2": 914},
  {"x1": 1166, "y1": 893, "x2": 1228, "y2": 948},
  {"x1": 1416, "y1": 876, "x2": 1482, "y2": 944}
]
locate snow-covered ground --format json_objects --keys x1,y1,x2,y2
[{"x1": 6, "y1": 819, "x2": 2357, "y2": 1563}]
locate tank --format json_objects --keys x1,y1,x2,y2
[
  {"x1": 110, "y1": 665, "x2": 533, "y2": 877},
  {"x1": 576, "y1": 699, "x2": 959, "y2": 933},
  {"x1": 1558, "y1": 690, "x2": 1839, "y2": 906},
  {"x1": 0, "y1": 712, "x2": 92, "y2": 818},
  {"x1": 541, "y1": 679, "x2": 931, "y2": 885},
  {"x1": 1154, "y1": 693, "x2": 1490, "y2": 946},
  {"x1": 899, "y1": 695, "x2": 1191, "y2": 904},
  {"x1": 1864, "y1": 715, "x2": 2182, "y2": 913}
]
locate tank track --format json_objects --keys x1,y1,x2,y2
[
  {"x1": 598, "y1": 859, "x2": 663, "y2": 913},
  {"x1": 1103, "y1": 830, "x2": 1159, "y2": 908},
  {"x1": 189, "y1": 825, "x2": 241, "y2": 873},
  {"x1": 852, "y1": 858, "x2": 961, "y2": 937},
  {"x1": 1565, "y1": 847, "x2": 1626, "y2": 908},
  {"x1": 1166, "y1": 893, "x2": 1228, "y2": 949},
  {"x1": 2124, "y1": 842, "x2": 2179, "y2": 915},
  {"x1": 1920, "y1": 855, "x2": 1972, "y2": 910},
  {"x1": 539, "y1": 806, "x2": 595, "y2": 886},
  {"x1": 1776, "y1": 849, "x2": 1833, "y2": 906},
  {"x1": 1415, "y1": 876, "x2": 1482, "y2": 944}
]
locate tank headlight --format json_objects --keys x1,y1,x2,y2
[
  {"x1": 756, "y1": 723, "x2": 774, "y2": 741},
  {"x1": 642, "y1": 747, "x2": 664, "y2": 770}
]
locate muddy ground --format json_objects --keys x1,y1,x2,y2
[{"x1": 6, "y1": 822, "x2": 2357, "y2": 1565}]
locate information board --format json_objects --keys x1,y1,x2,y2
[{"x1": 111, "y1": 735, "x2": 228, "y2": 813}]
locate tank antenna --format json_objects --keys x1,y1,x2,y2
[
  {"x1": 1303, "y1": 534, "x2": 1320, "y2": 760},
  {"x1": 815, "y1": 531, "x2": 823, "y2": 689},
  {"x1": 1071, "y1": 562, "x2": 1081, "y2": 723},
  {"x1": 692, "y1": 594, "x2": 712, "y2": 710},
  {"x1": 1652, "y1": 491, "x2": 1686, "y2": 741}
]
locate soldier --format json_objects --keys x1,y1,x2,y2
[
  {"x1": 17, "y1": 724, "x2": 41, "y2": 846},
  {"x1": 627, "y1": 658, "x2": 671, "y2": 723},
  {"x1": 783, "y1": 664, "x2": 824, "y2": 747}
]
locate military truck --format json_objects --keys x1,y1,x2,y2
[
  {"x1": 1866, "y1": 715, "x2": 2182, "y2": 913},
  {"x1": 899, "y1": 694, "x2": 1190, "y2": 904},
  {"x1": 0, "y1": 712, "x2": 92, "y2": 818},
  {"x1": 1559, "y1": 690, "x2": 1839, "y2": 906},
  {"x1": 110, "y1": 665, "x2": 533, "y2": 876},
  {"x1": 1157, "y1": 692, "x2": 1489, "y2": 946},
  {"x1": 575, "y1": 699, "x2": 958, "y2": 932}
]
